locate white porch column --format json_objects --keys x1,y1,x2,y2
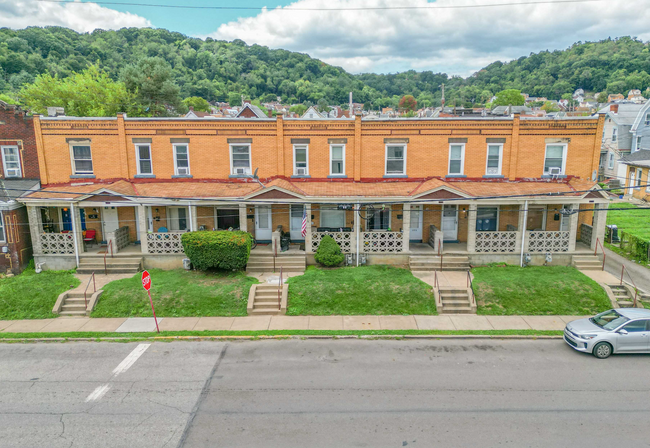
[
  {"x1": 71, "y1": 203, "x2": 83, "y2": 266},
  {"x1": 590, "y1": 202, "x2": 609, "y2": 250},
  {"x1": 466, "y1": 204, "x2": 477, "y2": 253},
  {"x1": 239, "y1": 204, "x2": 248, "y2": 232},
  {"x1": 515, "y1": 202, "x2": 526, "y2": 253},
  {"x1": 354, "y1": 202, "x2": 360, "y2": 265},
  {"x1": 304, "y1": 204, "x2": 312, "y2": 253},
  {"x1": 137, "y1": 205, "x2": 148, "y2": 254},
  {"x1": 402, "y1": 203, "x2": 410, "y2": 253},
  {"x1": 27, "y1": 205, "x2": 43, "y2": 255},
  {"x1": 568, "y1": 203, "x2": 579, "y2": 252},
  {"x1": 189, "y1": 204, "x2": 198, "y2": 231}
]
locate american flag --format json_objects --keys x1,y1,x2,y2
[{"x1": 301, "y1": 208, "x2": 307, "y2": 237}]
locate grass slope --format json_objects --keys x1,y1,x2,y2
[
  {"x1": 473, "y1": 265, "x2": 611, "y2": 315},
  {"x1": 0, "y1": 268, "x2": 79, "y2": 319},
  {"x1": 287, "y1": 265, "x2": 437, "y2": 315},
  {"x1": 92, "y1": 269, "x2": 257, "y2": 318},
  {"x1": 607, "y1": 203, "x2": 650, "y2": 240}
]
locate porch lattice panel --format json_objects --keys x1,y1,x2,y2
[
  {"x1": 40, "y1": 233, "x2": 75, "y2": 255},
  {"x1": 311, "y1": 231, "x2": 352, "y2": 253},
  {"x1": 527, "y1": 231, "x2": 570, "y2": 253},
  {"x1": 580, "y1": 224, "x2": 592, "y2": 246},
  {"x1": 362, "y1": 231, "x2": 403, "y2": 253},
  {"x1": 114, "y1": 226, "x2": 130, "y2": 251},
  {"x1": 146, "y1": 233, "x2": 185, "y2": 254},
  {"x1": 475, "y1": 231, "x2": 517, "y2": 253}
]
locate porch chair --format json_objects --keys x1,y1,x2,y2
[{"x1": 83, "y1": 229, "x2": 97, "y2": 247}]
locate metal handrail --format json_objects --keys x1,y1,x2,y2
[
  {"x1": 103, "y1": 240, "x2": 113, "y2": 275},
  {"x1": 278, "y1": 266, "x2": 283, "y2": 311},
  {"x1": 433, "y1": 270, "x2": 441, "y2": 304},
  {"x1": 273, "y1": 241, "x2": 277, "y2": 272},
  {"x1": 83, "y1": 272, "x2": 96, "y2": 310},
  {"x1": 466, "y1": 271, "x2": 476, "y2": 305},
  {"x1": 437, "y1": 239, "x2": 443, "y2": 271},
  {"x1": 620, "y1": 265, "x2": 639, "y2": 307},
  {"x1": 594, "y1": 237, "x2": 606, "y2": 271}
]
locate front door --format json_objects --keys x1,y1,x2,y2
[
  {"x1": 628, "y1": 170, "x2": 636, "y2": 195},
  {"x1": 615, "y1": 320, "x2": 650, "y2": 352},
  {"x1": 560, "y1": 204, "x2": 571, "y2": 231},
  {"x1": 442, "y1": 205, "x2": 458, "y2": 241},
  {"x1": 409, "y1": 205, "x2": 423, "y2": 241},
  {"x1": 255, "y1": 205, "x2": 272, "y2": 241},
  {"x1": 290, "y1": 205, "x2": 305, "y2": 241},
  {"x1": 102, "y1": 207, "x2": 119, "y2": 235}
]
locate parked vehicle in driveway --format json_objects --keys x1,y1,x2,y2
[{"x1": 564, "y1": 309, "x2": 650, "y2": 358}]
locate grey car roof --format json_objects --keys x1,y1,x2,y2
[{"x1": 617, "y1": 308, "x2": 650, "y2": 319}]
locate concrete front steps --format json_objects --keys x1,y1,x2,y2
[
  {"x1": 247, "y1": 283, "x2": 287, "y2": 315},
  {"x1": 437, "y1": 287, "x2": 477, "y2": 314},
  {"x1": 53, "y1": 291, "x2": 103, "y2": 316},
  {"x1": 246, "y1": 254, "x2": 306, "y2": 274},
  {"x1": 409, "y1": 255, "x2": 470, "y2": 272},
  {"x1": 76, "y1": 256, "x2": 143, "y2": 275},
  {"x1": 608, "y1": 284, "x2": 643, "y2": 308},
  {"x1": 572, "y1": 254, "x2": 603, "y2": 271}
]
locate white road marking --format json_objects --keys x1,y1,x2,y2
[{"x1": 85, "y1": 344, "x2": 151, "y2": 403}]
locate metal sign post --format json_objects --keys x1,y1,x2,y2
[{"x1": 141, "y1": 270, "x2": 160, "y2": 333}]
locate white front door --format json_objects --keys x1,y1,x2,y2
[
  {"x1": 102, "y1": 207, "x2": 119, "y2": 236},
  {"x1": 628, "y1": 170, "x2": 636, "y2": 195},
  {"x1": 560, "y1": 204, "x2": 571, "y2": 232},
  {"x1": 167, "y1": 207, "x2": 188, "y2": 231},
  {"x1": 409, "y1": 205, "x2": 423, "y2": 241},
  {"x1": 255, "y1": 205, "x2": 272, "y2": 241},
  {"x1": 442, "y1": 205, "x2": 458, "y2": 241},
  {"x1": 290, "y1": 205, "x2": 305, "y2": 241}
]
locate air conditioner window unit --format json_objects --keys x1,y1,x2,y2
[
  {"x1": 6, "y1": 169, "x2": 20, "y2": 177},
  {"x1": 177, "y1": 167, "x2": 189, "y2": 175},
  {"x1": 235, "y1": 168, "x2": 248, "y2": 175},
  {"x1": 296, "y1": 167, "x2": 306, "y2": 175},
  {"x1": 549, "y1": 167, "x2": 562, "y2": 176}
]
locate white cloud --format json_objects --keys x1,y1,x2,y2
[
  {"x1": 211, "y1": 0, "x2": 650, "y2": 75},
  {"x1": 0, "y1": 0, "x2": 151, "y2": 33}
]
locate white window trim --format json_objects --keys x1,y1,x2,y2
[
  {"x1": 448, "y1": 143, "x2": 466, "y2": 175},
  {"x1": 292, "y1": 144, "x2": 309, "y2": 176},
  {"x1": 166, "y1": 206, "x2": 189, "y2": 231},
  {"x1": 612, "y1": 127, "x2": 617, "y2": 142},
  {"x1": 543, "y1": 143, "x2": 568, "y2": 175},
  {"x1": 229, "y1": 143, "x2": 252, "y2": 176},
  {"x1": 329, "y1": 144, "x2": 346, "y2": 176},
  {"x1": 527, "y1": 206, "x2": 548, "y2": 231},
  {"x1": 636, "y1": 168, "x2": 643, "y2": 189},
  {"x1": 135, "y1": 143, "x2": 153, "y2": 175},
  {"x1": 476, "y1": 206, "x2": 500, "y2": 232},
  {"x1": 485, "y1": 143, "x2": 503, "y2": 176},
  {"x1": 319, "y1": 209, "x2": 346, "y2": 228},
  {"x1": 69, "y1": 141, "x2": 93, "y2": 175},
  {"x1": 173, "y1": 143, "x2": 190, "y2": 176},
  {"x1": 385, "y1": 144, "x2": 407, "y2": 176},
  {"x1": 1, "y1": 145, "x2": 22, "y2": 178},
  {"x1": 0, "y1": 211, "x2": 5, "y2": 243},
  {"x1": 646, "y1": 171, "x2": 650, "y2": 193},
  {"x1": 608, "y1": 152, "x2": 615, "y2": 169},
  {"x1": 365, "y1": 205, "x2": 392, "y2": 231}
]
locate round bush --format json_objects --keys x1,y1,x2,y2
[
  {"x1": 181, "y1": 231, "x2": 252, "y2": 271},
  {"x1": 314, "y1": 235, "x2": 345, "y2": 267}
]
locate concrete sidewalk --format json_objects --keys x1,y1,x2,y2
[{"x1": 0, "y1": 314, "x2": 585, "y2": 333}]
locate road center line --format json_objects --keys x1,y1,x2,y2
[{"x1": 85, "y1": 384, "x2": 111, "y2": 402}]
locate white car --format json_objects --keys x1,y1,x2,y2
[{"x1": 564, "y1": 308, "x2": 650, "y2": 358}]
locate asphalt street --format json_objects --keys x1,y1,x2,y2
[
  {"x1": 604, "y1": 246, "x2": 650, "y2": 294},
  {"x1": 1, "y1": 339, "x2": 650, "y2": 448}
]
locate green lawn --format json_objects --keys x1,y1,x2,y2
[
  {"x1": 286, "y1": 265, "x2": 437, "y2": 315},
  {"x1": 606, "y1": 203, "x2": 650, "y2": 263},
  {"x1": 92, "y1": 269, "x2": 258, "y2": 318},
  {"x1": 0, "y1": 268, "x2": 80, "y2": 319},
  {"x1": 473, "y1": 265, "x2": 611, "y2": 315}
]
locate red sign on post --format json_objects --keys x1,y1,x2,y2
[{"x1": 141, "y1": 270, "x2": 159, "y2": 333}]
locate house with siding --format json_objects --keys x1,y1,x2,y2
[
  {"x1": 598, "y1": 103, "x2": 645, "y2": 182},
  {"x1": 20, "y1": 113, "x2": 609, "y2": 272},
  {"x1": 630, "y1": 100, "x2": 650, "y2": 153},
  {"x1": 620, "y1": 150, "x2": 650, "y2": 201}
]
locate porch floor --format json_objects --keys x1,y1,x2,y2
[
  {"x1": 410, "y1": 242, "x2": 468, "y2": 254},
  {"x1": 251, "y1": 243, "x2": 306, "y2": 255},
  {"x1": 83, "y1": 244, "x2": 142, "y2": 256}
]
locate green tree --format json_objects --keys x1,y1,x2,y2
[
  {"x1": 19, "y1": 65, "x2": 132, "y2": 116},
  {"x1": 596, "y1": 91, "x2": 608, "y2": 103},
  {"x1": 183, "y1": 96, "x2": 211, "y2": 112},
  {"x1": 541, "y1": 101, "x2": 560, "y2": 112},
  {"x1": 317, "y1": 97, "x2": 329, "y2": 113},
  {"x1": 398, "y1": 94, "x2": 417, "y2": 111},
  {"x1": 120, "y1": 57, "x2": 186, "y2": 116},
  {"x1": 493, "y1": 89, "x2": 525, "y2": 106},
  {"x1": 289, "y1": 104, "x2": 307, "y2": 116}
]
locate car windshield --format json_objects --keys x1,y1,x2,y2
[{"x1": 591, "y1": 310, "x2": 629, "y2": 330}]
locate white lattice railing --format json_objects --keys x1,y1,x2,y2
[
  {"x1": 146, "y1": 232, "x2": 185, "y2": 254},
  {"x1": 311, "y1": 231, "x2": 353, "y2": 253},
  {"x1": 40, "y1": 232, "x2": 75, "y2": 255},
  {"x1": 527, "y1": 231, "x2": 570, "y2": 253},
  {"x1": 475, "y1": 231, "x2": 518, "y2": 253},
  {"x1": 362, "y1": 231, "x2": 404, "y2": 253},
  {"x1": 114, "y1": 226, "x2": 130, "y2": 251}
]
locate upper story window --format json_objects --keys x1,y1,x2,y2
[
  {"x1": 1, "y1": 146, "x2": 21, "y2": 178},
  {"x1": 330, "y1": 144, "x2": 345, "y2": 176},
  {"x1": 612, "y1": 127, "x2": 617, "y2": 142},
  {"x1": 70, "y1": 142, "x2": 93, "y2": 175},
  {"x1": 293, "y1": 145, "x2": 309, "y2": 176},
  {"x1": 608, "y1": 152, "x2": 615, "y2": 169},
  {"x1": 136, "y1": 144, "x2": 152, "y2": 175},
  {"x1": 448, "y1": 144, "x2": 465, "y2": 175},
  {"x1": 645, "y1": 113, "x2": 650, "y2": 125},
  {"x1": 385, "y1": 144, "x2": 406, "y2": 175},
  {"x1": 173, "y1": 144, "x2": 190, "y2": 176},
  {"x1": 543, "y1": 143, "x2": 567, "y2": 176},
  {"x1": 230, "y1": 144, "x2": 251, "y2": 175},
  {"x1": 636, "y1": 136, "x2": 643, "y2": 151},
  {"x1": 485, "y1": 144, "x2": 502, "y2": 176}
]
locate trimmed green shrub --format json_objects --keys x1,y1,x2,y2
[
  {"x1": 181, "y1": 231, "x2": 252, "y2": 271},
  {"x1": 314, "y1": 235, "x2": 345, "y2": 267}
]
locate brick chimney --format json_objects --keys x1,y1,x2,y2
[{"x1": 610, "y1": 104, "x2": 619, "y2": 114}]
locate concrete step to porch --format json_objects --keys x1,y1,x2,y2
[
  {"x1": 246, "y1": 254, "x2": 306, "y2": 273},
  {"x1": 249, "y1": 283, "x2": 286, "y2": 315},
  {"x1": 572, "y1": 255, "x2": 602, "y2": 271},
  {"x1": 607, "y1": 284, "x2": 639, "y2": 308},
  {"x1": 77, "y1": 257, "x2": 143, "y2": 275},
  {"x1": 438, "y1": 286, "x2": 476, "y2": 315},
  {"x1": 409, "y1": 255, "x2": 470, "y2": 272}
]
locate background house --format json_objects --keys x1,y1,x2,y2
[
  {"x1": 598, "y1": 103, "x2": 644, "y2": 181},
  {"x1": 620, "y1": 150, "x2": 650, "y2": 200}
]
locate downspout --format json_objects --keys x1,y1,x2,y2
[
  {"x1": 187, "y1": 201, "x2": 193, "y2": 231},
  {"x1": 519, "y1": 200, "x2": 528, "y2": 267},
  {"x1": 71, "y1": 202, "x2": 80, "y2": 268}
]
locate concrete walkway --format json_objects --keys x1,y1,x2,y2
[
  {"x1": 603, "y1": 247, "x2": 650, "y2": 294},
  {"x1": 0, "y1": 314, "x2": 585, "y2": 333},
  {"x1": 413, "y1": 270, "x2": 470, "y2": 288}
]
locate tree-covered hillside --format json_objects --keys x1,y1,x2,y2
[{"x1": 1, "y1": 27, "x2": 649, "y2": 111}]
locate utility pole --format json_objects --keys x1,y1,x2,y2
[
  {"x1": 440, "y1": 83, "x2": 445, "y2": 109},
  {"x1": 349, "y1": 92, "x2": 353, "y2": 116}
]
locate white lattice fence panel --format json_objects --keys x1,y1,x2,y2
[
  {"x1": 311, "y1": 232, "x2": 352, "y2": 253},
  {"x1": 115, "y1": 226, "x2": 130, "y2": 251},
  {"x1": 362, "y1": 232, "x2": 404, "y2": 253},
  {"x1": 147, "y1": 233, "x2": 185, "y2": 254},
  {"x1": 40, "y1": 233, "x2": 75, "y2": 255},
  {"x1": 475, "y1": 231, "x2": 517, "y2": 253},
  {"x1": 527, "y1": 231, "x2": 570, "y2": 253},
  {"x1": 580, "y1": 224, "x2": 592, "y2": 246}
]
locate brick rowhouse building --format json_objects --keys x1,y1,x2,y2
[
  {"x1": 20, "y1": 113, "x2": 609, "y2": 271},
  {"x1": 0, "y1": 101, "x2": 40, "y2": 274}
]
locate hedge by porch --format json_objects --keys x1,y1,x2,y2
[{"x1": 181, "y1": 230, "x2": 252, "y2": 271}]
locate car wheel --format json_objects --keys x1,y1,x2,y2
[{"x1": 593, "y1": 342, "x2": 612, "y2": 359}]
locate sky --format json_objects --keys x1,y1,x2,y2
[{"x1": 1, "y1": 0, "x2": 650, "y2": 76}]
